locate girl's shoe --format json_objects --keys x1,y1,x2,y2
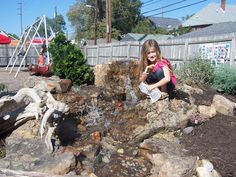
[{"x1": 160, "y1": 92, "x2": 169, "y2": 100}]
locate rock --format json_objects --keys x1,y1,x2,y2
[
  {"x1": 102, "y1": 155, "x2": 110, "y2": 163},
  {"x1": 183, "y1": 126, "x2": 194, "y2": 134},
  {"x1": 89, "y1": 173, "x2": 98, "y2": 177},
  {"x1": 139, "y1": 138, "x2": 196, "y2": 177},
  {"x1": 178, "y1": 84, "x2": 204, "y2": 95},
  {"x1": 131, "y1": 97, "x2": 196, "y2": 144},
  {"x1": 9, "y1": 119, "x2": 40, "y2": 139},
  {"x1": 117, "y1": 148, "x2": 124, "y2": 154},
  {"x1": 93, "y1": 64, "x2": 110, "y2": 87},
  {"x1": 0, "y1": 137, "x2": 76, "y2": 175},
  {"x1": 24, "y1": 76, "x2": 71, "y2": 93},
  {"x1": 198, "y1": 105, "x2": 216, "y2": 118},
  {"x1": 212, "y1": 94, "x2": 236, "y2": 116},
  {"x1": 196, "y1": 159, "x2": 222, "y2": 177},
  {"x1": 59, "y1": 79, "x2": 72, "y2": 93}
]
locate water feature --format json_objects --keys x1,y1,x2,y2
[
  {"x1": 124, "y1": 75, "x2": 138, "y2": 105},
  {"x1": 85, "y1": 100, "x2": 104, "y2": 127}
]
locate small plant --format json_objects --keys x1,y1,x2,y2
[
  {"x1": 177, "y1": 56, "x2": 214, "y2": 86},
  {"x1": 212, "y1": 66, "x2": 236, "y2": 95},
  {"x1": 0, "y1": 83, "x2": 8, "y2": 93},
  {"x1": 49, "y1": 33, "x2": 94, "y2": 86},
  {"x1": 0, "y1": 147, "x2": 6, "y2": 159}
]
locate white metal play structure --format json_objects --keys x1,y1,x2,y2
[{"x1": 6, "y1": 15, "x2": 54, "y2": 78}]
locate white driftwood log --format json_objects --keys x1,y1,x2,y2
[{"x1": 0, "y1": 88, "x2": 69, "y2": 151}]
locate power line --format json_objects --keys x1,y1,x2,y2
[
  {"x1": 112, "y1": 0, "x2": 207, "y2": 23},
  {"x1": 142, "y1": 0, "x2": 155, "y2": 3},
  {"x1": 143, "y1": 0, "x2": 164, "y2": 7},
  {"x1": 142, "y1": 0, "x2": 187, "y2": 15},
  {"x1": 147, "y1": 0, "x2": 207, "y2": 17}
]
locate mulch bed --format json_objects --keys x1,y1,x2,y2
[{"x1": 180, "y1": 85, "x2": 236, "y2": 177}]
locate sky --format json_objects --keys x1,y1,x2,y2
[{"x1": 0, "y1": 0, "x2": 235, "y2": 37}]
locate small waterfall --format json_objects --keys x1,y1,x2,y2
[
  {"x1": 124, "y1": 75, "x2": 138, "y2": 105},
  {"x1": 86, "y1": 101, "x2": 103, "y2": 127}
]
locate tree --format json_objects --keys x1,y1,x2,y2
[
  {"x1": 7, "y1": 33, "x2": 19, "y2": 40},
  {"x1": 50, "y1": 14, "x2": 66, "y2": 33},
  {"x1": 155, "y1": 27, "x2": 168, "y2": 35},
  {"x1": 67, "y1": 0, "x2": 142, "y2": 42},
  {"x1": 37, "y1": 15, "x2": 66, "y2": 37},
  {"x1": 132, "y1": 19, "x2": 154, "y2": 34},
  {"x1": 168, "y1": 25, "x2": 191, "y2": 36},
  {"x1": 112, "y1": 0, "x2": 142, "y2": 34},
  {"x1": 67, "y1": 1, "x2": 93, "y2": 41}
]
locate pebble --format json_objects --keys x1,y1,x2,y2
[
  {"x1": 117, "y1": 148, "x2": 124, "y2": 154},
  {"x1": 183, "y1": 126, "x2": 194, "y2": 134}
]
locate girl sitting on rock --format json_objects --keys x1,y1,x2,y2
[{"x1": 139, "y1": 39, "x2": 177, "y2": 96}]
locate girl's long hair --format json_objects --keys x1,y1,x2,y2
[{"x1": 139, "y1": 39, "x2": 161, "y2": 74}]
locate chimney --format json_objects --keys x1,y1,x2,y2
[{"x1": 221, "y1": 0, "x2": 226, "y2": 11}]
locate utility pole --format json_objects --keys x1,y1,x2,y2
[
  {"x1": 86, "y1": 2, "x2": 97, "y2": 45},
  {"x1": 18, "y1": 0, "x2": 23, "y2": 35},
  {"x1": 106, "y1": 0, "x2": 111, "y2": 43},
  {"x1": 54, "y1": 6, "x2": 58, "y2": 18},
  {"x1": 94, "y1": 0, "x2": 98, "y2": 45},
  {"x1": 108, "y1": 0, "x2": 111, "y2": 42}
]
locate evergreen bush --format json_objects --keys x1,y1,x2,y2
[
  {"x1": 49, "y1": 33, "x2": 94, "y2": 85},
  {"x1": 212, "y1": 66, "x2": 236, "y2": 95},
  {"x1": 177, "y1": 56, "x2": 214, "y2": 86}
]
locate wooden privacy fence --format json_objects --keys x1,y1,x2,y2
[
  {"x1": 0, "y1": 45, "x2": 41, "y2": 67},
  {"x1": 1, "y1": 32, "x2": 236, "y2": 67},
  {"x1": 82, "y1": 32, "x2": 236, "y2": 67}
]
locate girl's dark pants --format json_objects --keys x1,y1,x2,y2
[{"x1": 146, "y1": 68, "x2": 175, "y2": 94}]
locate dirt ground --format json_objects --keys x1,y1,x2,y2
[
  {"x1": 0, "y1": 67, "x2": 30, "y2": 93},
  {"x1": 180, "y1": 85, "x2": 236, "y2": 177}
]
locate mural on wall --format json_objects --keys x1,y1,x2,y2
[
  {"x1": 199, "y1": 42, "x2": 231, "y2": 66},
  {"x1": 199, "y1": 43, "x2": 213, "y2": 60}
]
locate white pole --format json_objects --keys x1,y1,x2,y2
[
  {"x1": 15, "y1": 17, "x2": 44, "y2": 78},
  {"x1": 43, "y1": 15, "x2": 50, "y2": 64},
  {"x1": 9, "y1": 25, "x2": 33, "y2": 73}
]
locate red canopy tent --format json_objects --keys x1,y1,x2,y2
[
  {"x1": 26, "y1": 38, "x2": 44, "y2": 45},
  {"x1": 0, "y1": 33, "x2": 11, "y2": 44}
]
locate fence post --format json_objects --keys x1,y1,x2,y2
[
  {"x1": 230, "y1": 36, "x2": 236, "y2": 66},
  {"x1": 5, "y1": 45, "x2": 9, "y2": 66},
  {"x1": 127, "y1": 43, "x2": 130, "y2": 60},
  {"x1": 183, "y1": 40, "x2": 189, "y2": 60},
  {"x1": 96, "y1": 45, "x2": 99, "y2": 65},
  {"x1": 110, "y1": 43, "x2": 113, "y2": 62},
  {"x1": 138, "y1": 41, "x2": 141, "y2": 60},
  {"x1": 84, "y1": 46, "x2": 87, "y2": 60}
]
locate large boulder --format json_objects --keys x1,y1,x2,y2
[{"x1": 212, "y1": 94, "x2": 236, "y2": 116}]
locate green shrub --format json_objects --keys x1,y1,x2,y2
[
  {"x1": 212, "y1": 66, "x2": 236, "y2": 95},
  {"x1": 49, "y1": 33, "x2": 94, "y2": 85},
  {"x1": 0, "y1": 83, "x2": 7, "y2": 93},
  {"x1": 177, "y1": 56, "x2": 214, "y2": 86}
]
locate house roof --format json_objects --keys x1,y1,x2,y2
[
  {"x1": 174, "y1": 21, "x2": 236, "y2": 39},
  {"x1": 0, "y1": 31, "x2": 11, "y2": 44},
  {"x1": 121, "y1": 33, "x2": 146, "y2": 41},
  {"x1": 141, "y1": 34, "x2": 173, "y2": 42},
  {"x1": 121, "y1": 33, "x2": 173, "y2": 42},
  {"x1": 182, "y1": 3, "x2": 236, "y2": 27},
  {"x1": 148, "y1": 17, "x2": 181, "y2": 30},
  {"x1": 85, "y1": 38, "x2": 119, "y2": 45}
]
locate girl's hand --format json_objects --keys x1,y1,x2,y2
[
  {"x1": 147, "y1": 84, "x2": 156, "y2": 91},
  {"x1": 140, "y1": 72, "x2": 148, "y2": 82},
  {"x1": 144, "y1": 64, "x2": 155, "y2": 73}
]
